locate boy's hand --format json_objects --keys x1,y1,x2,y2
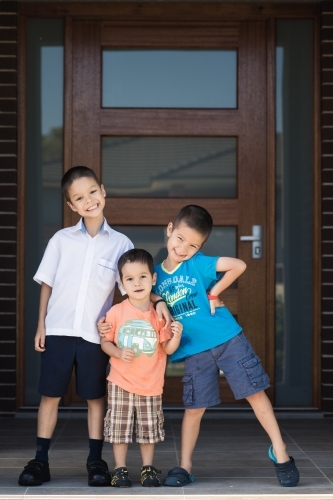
[
  {"x1": 208, "y1": 295, "x2": 225, "y2": 315},
  {"x1": 97, "y1": 316, "x2": 111, "y2": 337},
  {"x1": 34, "y1": 326, "x2": 46, "y2": 352},
  {"x1": 119, "y1": 348, "x2": 135, "y2": 363},
  {"x1": 171, "y1": 321, "x2": 183, "y2": 338},
  {"x1": 156, "y1": 301, "x2": 173, "y2": 328}
]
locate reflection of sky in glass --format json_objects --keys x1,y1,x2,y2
[
  {"x1": 103, "y1": 50, "x2": 237, "y2": 108},
  {"x1": 102, "y1": 137, "x2": 236, "y2": 198},
  {"x1": 41, "y1": 46, "x2": 63, "y2": 135},
  {"x1": 276, "y1": 47, "x2": 283, "y2": 134}
]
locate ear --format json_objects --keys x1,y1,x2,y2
[
  {"x1": 67, "y1": 201, "x2": 77, "y2": 213},
  {"x1": 166, "y1": 222, "x2": 173, "y2": 237},
  {"x1": 101, "y1": 184, "x2": 106, "y2": 197},
  {"x1": 152, "y1": 272, "x2": 157, "y2": 286}
]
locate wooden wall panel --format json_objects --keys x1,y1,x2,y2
[
  {"x1": 321, "y1": 1, "x2": 333, "y2": 413},
  {"x1": 0, "y1": 0, "x2": 17, "y2": 416}
]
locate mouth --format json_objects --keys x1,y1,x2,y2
[
  {"x1": 173, "y1": 249, "x2": 186, "y2": 259},
  {"x1": 87, "y1": 203, "x2": 99, "y2": 212},
  {"x1": 134, "y1": 289, "x2": 144, "y2": 293}
]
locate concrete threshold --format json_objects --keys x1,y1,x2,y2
[{"x1": 1, "y1": 495, "x2": 333, "y2": 500}]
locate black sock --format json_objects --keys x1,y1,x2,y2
[
  {"x1": 87, "y1": 438, "x2": 103, "y2": 462},
  {"x1": 35, "y1": 437, "x2": 51, "y2": 463}
]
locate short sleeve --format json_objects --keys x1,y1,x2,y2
[
  {"x1": 159, "y1": 323, "x2": 173, "y2": 343},
  {"x1": 104, "y1": 306, "x2": 117, "y2": 342},
  {"x1": 33, "y1": 238, "x2": 60, "y2": 287},
  {"x1": 192, "y1": 252, "x2": 220, "y2": 282},
  {"x1": 152, "y1": 313, "x2": 172, "y2": 343}
]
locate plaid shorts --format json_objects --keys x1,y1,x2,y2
[{"x1": 104, "y1": 382, "x2": 165, "y2": 444}]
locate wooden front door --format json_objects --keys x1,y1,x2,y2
[{"x1": 64, "y1": 11, "x2": 274, "y2": 406}]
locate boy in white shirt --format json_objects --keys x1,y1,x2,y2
[{"x1": 18, "y1": 166, "x2": 170, "y2": 488}]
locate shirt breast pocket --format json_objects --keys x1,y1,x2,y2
[{"x1": 96, "y1": 259, "x2": 117, "y2": 290}]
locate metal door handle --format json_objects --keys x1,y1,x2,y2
[{"x1": 240, "y1": 225, "x2": 263, "y2": 259}]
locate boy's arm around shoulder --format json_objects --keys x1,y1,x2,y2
[
  {"x1": 208, "y1": 257, "x2": 247, "y2": 315},
  {"x1": 161, "y1": 321, "x2": 183, "y2": 355}
]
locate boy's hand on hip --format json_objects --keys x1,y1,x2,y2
[
  {"x1": 209, "y1": 297, "x2": 225, "y2": 315},
  {"x1": 171, "y1": 321, "x2": 183, "y2": 338},
  {"x1": 119, "y1": 348, "x2": 135, "y2": 363},
  {"x1": 97, "y1": 316, "x2": 111, "y2": 337},
  {"x1": 156, "y1": 301, "x2": 173, "y2": 328},
  {"x1": 34, "y1": 326, "x2": 46, "y2": 352}
]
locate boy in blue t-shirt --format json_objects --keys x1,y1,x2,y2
[
  {"x1": 154, "y1": 205, "x2": 299, "y2": 489},
  {"x1": 99, "y1": 205, "x2": 299, "y2": 488}
]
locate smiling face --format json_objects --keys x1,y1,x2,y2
[
  {"x1": 120, "y1": 261, "x2": 157, "y2": 308},
  {"x1": 166, "y1": 221, "x2": 206, "y2": 268},
  {"x1": 67, "y1": 176, "x2": 106, "y2": 219}
]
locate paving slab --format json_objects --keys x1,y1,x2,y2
[{"x1": 0, "y1": 414, "x2": 332, "y2": 499}]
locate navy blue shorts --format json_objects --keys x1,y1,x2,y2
[
  {"x1": 182, "y1": 332, "x2": 270, "y2": 409},
  {"x1": 38, "y1": 336, "x2": 109, "y2": 400}
]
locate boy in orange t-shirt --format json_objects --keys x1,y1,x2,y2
[{"x1": 101, "y1": 248, "x2": 182, "y2": 488}]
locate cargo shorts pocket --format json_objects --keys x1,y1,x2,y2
[
  {"x1": 239, "y1": 354, "x2": 270, "y2": 389},
  {"x1": 182, "y1": 374, "x2": 195, "y2": 406}
]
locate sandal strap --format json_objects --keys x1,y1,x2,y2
[{"x1": 166, "y1": 467, "x2": 194, "y2": 481}]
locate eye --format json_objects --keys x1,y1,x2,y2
[
  {"x1": 177, "y1": 236, "x2": 183, "y2": 241},
  {"x1": 126, "y1": 277, "x2": 132, "y2": 281},
  {"x1": 90, "y1": 189, "x2": 97, "y2": 194},
  {"x1": 75, "y1": 197, "x2": 82, "y2": 201}
]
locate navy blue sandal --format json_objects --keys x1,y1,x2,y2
[
  {"x1": 163, "y1": 467, "x2": 194, "y2": 487},
  {"x1": 268, "y1": 445, "x2": 299, "y2": 487}
]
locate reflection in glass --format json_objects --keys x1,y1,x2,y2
[
  {"x1": 103, "y1": 137, "x2": 236, "y2": 198},
  {"x1": 103, "y1": 49, "x2": 237, "y2": 108},
  {"x1": 275, "y1": 20, "x2": 313, "y2": 406},
  {"x1": 113, "y1": 225, "x2": 236, "y2": 377},
  {"x1": 25, "y1": 20, "x2": 64, "y2": 404}
]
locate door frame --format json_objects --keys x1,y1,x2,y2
[{"x1": 17, "y1": 2, "x2": 321, "y2": 409}]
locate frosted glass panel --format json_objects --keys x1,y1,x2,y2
[
  {"x1": 275, "y1": 20, "x2": 313, "y2": 406},
  {"x1": 102, "y1": 137, "x2": 236, "y2": 198},
  {"x1": 25, "y1": 19, "x2": 64, "y2": 405},
  {"x1": 102, "y1": 50, "x2": 237, "y2": 108}
]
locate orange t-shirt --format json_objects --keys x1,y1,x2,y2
[{"x1": 105, "y1": 299, "x2": 172, "y2": 396}]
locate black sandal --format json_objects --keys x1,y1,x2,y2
[
  {"x1": 163, "y1": 467, "x2": 194, "y2": 487},
  {"x1": 268, "y1": 446, "x2": 299, "y2": 487}
]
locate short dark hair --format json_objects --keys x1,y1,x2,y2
[
  {"x1": 118, "y1": 249, "x2": 155, "y2": 281},
  {"x1": 61, "y1": 166, "x2": 101, "y2": 201},
  {"x1": 173, "y1": 205, "x2": 213, "y2": 240}
]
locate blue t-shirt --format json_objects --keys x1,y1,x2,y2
[{"x1": 153, "y1": 252, "x2": 242, "y2": 363}]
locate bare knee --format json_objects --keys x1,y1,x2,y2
[
  {"x1": 246, "y1": 390, "x2": 266, "y2": 405},
  {"x1": 40, "y1": 395, "x2": 61, "y2": 408},
  {"x1": 185, "y1": 407, "x2": 206, "y2": 420},
  {"x1": 87, "y1": 396, "x2": 105, "y2": 407}
]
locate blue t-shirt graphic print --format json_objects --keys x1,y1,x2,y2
[{"x1": 153, "y1": 252, "x2": 242, "y2": 363}]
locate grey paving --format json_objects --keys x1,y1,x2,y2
[{"x1": 0, "y1": 413, "x2": 333, "y2": 499}]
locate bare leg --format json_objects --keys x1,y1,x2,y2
[
  {"x1": 246, "y1": 391, "x2": 289, "y2": 463},
  {"x1": 37, "y1": 396, "x2": 61, "y2": 438},
  {"x1": 180, "y1": 408, "x2": 206, "y2": 473},
  {"x1": 113, "y1": 443, "x2": 128, "y2": 468},
  {"x1": 139, "y1": 443, "x2": 155, "y2": 466},
  {"x1": 87, "y1": 397, "x2": 105, "y2": 439}
]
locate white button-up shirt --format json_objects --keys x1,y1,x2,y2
[{"x1": 34, "y1": 218, "x2": 133, "y2": 344}]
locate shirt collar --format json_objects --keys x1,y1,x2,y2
[{"x1": 71, "y1": 218, "x2": 109, "y2": 236}]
